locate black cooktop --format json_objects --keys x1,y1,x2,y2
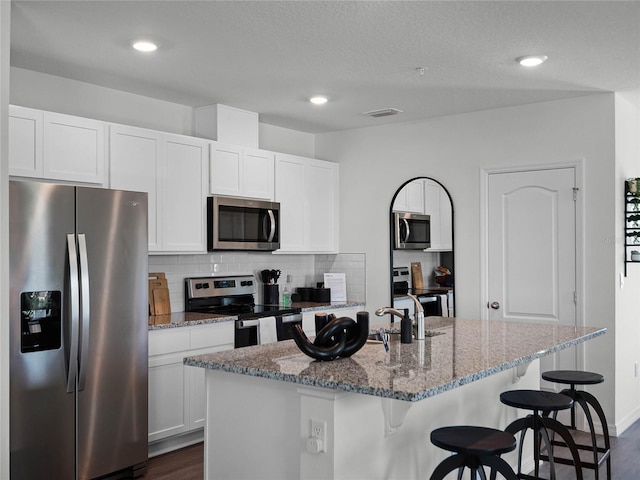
[{"x1": 186, "y1": 302, "x2": 300, "y2": 319}]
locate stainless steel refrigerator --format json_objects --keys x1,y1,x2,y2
[{"x1": 9, "y1": 181, "x2": 149, "y2": 479}]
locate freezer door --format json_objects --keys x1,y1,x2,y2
[
  {"x1": 75, "y1": 187, "x2": 149, "y2": 479},
  {"x1": 9, "y1": 181, "x2": 76, "y2": 479}
]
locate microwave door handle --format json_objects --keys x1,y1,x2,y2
[
  {"x1": 266, "y1": 209, "x2": 276, "y2": 243},
  {"x1": 402, "y1": 219, "x2": 410, "y2": 244}
]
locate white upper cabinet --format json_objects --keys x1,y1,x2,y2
[
  {"x1": 393, "y1": 179, "x2": 424, "y2": 213},
  {"x1": 209, "y1": 143, "x2": 274, "y2": 200},
  {"x1": 162, "y1": 134, "x2": 209, "y2": 253},
  {"x1": 423, "y1": 179, "x2": 453, "y2": 251},
  {"x1": 9, "y1": 106, "x2": 105, "y2": 185},
  {"x1": 109, "y1": 124, "x2": 209, "y2": 254},
  {"x1": 275, "y1": 153, "x2": 339, "y2": 253},
  {"x1": 109, "y1": 125, "x2": 162, "y2": 251},
  {"x1": 8, "y1": 106, "x2": 43, "y2": 178}
]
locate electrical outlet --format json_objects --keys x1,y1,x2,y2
[{"x1": 310, "y1": 419, "x2": 327, "y2": 453}]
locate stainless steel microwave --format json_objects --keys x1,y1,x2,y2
[
  {"x1": 207, "y1": 196, "x2": 280, "y2": 251},
  {"x1": 394, "y1": 211, "x2": 431, "y2": 250}
]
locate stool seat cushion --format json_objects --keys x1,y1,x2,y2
[
  {"x1": 500, "y1": 389, "x2": 573, "y2": 412},
  {"x1": 542, "y1": 370, "x2": 604, "y2": 385},
  {"x1": 430, "y1": 426, "x2": 516, "y2": 456}
]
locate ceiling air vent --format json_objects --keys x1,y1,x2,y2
[{"x1": 362, "y1": 108, "x2": 404, "y2": 118}]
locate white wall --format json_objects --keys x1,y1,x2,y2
[
  {"x1": 614, "y1": 88, "x2": 640, "y2": 432},
  {"x1": 0, "y1": 2, "x2": 10, "y2": 477},
  {"x1": 10, "y1": 67, "x2": 316, "y2": 157},
  {"x1": 148, "y1": 252, "x2": 366, "y2": 313},
  {"x1": 11, "y1": 67, "x2": 193, "y2": 135},
  {"x1": 316, "y1": 94, "x2": 634, "y2": 431}
]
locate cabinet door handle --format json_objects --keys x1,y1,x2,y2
[{"x1": 489, "y1": 301, "x2": 500, "y2": 310}]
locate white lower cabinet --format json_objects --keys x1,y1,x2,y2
[
  {"x1": 148, "y1": 322, "x2": 234, "y2": 447},
  {"x1": 149, "y1": 355, "x2": 188, "y2": 440}
]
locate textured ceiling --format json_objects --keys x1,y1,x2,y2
[{"x1": 10, "y1": 0, "x2": 640, "y2": 133}]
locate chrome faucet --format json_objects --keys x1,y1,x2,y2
[
  {"x1": 374, "y1": 307, "x2": 405, "y2": 320},
  {"x1": 375, "y1": 306, "x2": 413, "y2": 344},
  {"x1": 406, "y1": 293, "x2": 425, "y2": 340}
]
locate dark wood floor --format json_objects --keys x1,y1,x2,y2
[
  {"x1": 142, "y1": 443, "x2": 203, "y2": 480},
  {"x1": 529, "y1": 417, "x2": 640, "y2": 480},
  {"x1": 142, "y1": 419, "x2": 640, "y2": 479}
]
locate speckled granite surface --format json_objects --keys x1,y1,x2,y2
[
  {"x1": 148, "y1": 312, "x2": 235, "y2": 329},
  {"x1": 148, "y1": 301, "x2": 365, "y2": 330},
  {"x1": 293, "y1": 301, "x2": 365, "y2": 312},
  {"x1": 184, "y1": 317, "x2": 606, "y2": 402}
]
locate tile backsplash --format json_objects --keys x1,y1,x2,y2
[{"x1": 148, "y1": 252, "x2": 366, "y2": 313}]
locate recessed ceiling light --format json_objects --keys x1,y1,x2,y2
[
  {"x1": 516, "y1": 55, "x2": 548, "y2": 67},
  {"x1": 309, "y1": 96, "x2": 328, "y2": 105},
  {"x1": 132, "y1": 40, "x2": 158, "y2": 53}
]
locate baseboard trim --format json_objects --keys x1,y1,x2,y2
[
  {"x1": 610, "y1": 405, "x2": 640, "y2": 437},
  {"x1": 148, "y1": 429, "x2": 204, "y2": 458}
]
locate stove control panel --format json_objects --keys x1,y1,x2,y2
[{"x1": 185, "y1": 275, "x2": 256, "y2": 299}]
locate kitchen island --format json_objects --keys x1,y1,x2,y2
[{"x1": 184, "y1": 316, "x2": 605, "y2": 479}]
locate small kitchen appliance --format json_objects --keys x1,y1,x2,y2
[
  {"x1": 184, "y1": 275, "x2": 302, "y2": 348},
  {"x1": 207, "y1": 195, "x2": 280, "y2": 251},
  {"x1": 392, "y1": 266, "x2": 411, "y2": 295},
  {"x1": 394, "y1": 211, "x2": 431, "y2": 250}
]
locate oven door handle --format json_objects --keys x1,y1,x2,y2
[
  {"x1": 418, "y1": 296, "x2": 438, "y2": 303},
  {"x1": 237, "y1": 319, "x2": 260, "y2": 328},
  {"x1": 280, "y1": 313, "x2": 302, "y2": 323}
]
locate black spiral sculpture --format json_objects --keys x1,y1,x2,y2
[{"x1": 290, "y1": 311, "x2": 370, "y2": 361}]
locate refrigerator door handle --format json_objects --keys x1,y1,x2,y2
[
  {"x1": 66, "y1": 234, "x2": 80, "y2": 393},
  {"x1": 77, "y1": 233, "x2": 90, "y2": 391}
]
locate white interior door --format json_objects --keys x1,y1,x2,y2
[{"x1": 487, "y1": 167, "x2": 577, "y2": 388}]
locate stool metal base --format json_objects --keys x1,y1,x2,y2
[
  {"x1": 540, "y1": 370, "x2": 611, "y2": 480},
  {"x1": 430, "y1": 453, "x2": 518, "y2": 480},
  {"x1": 505, "y1": 414, "x2": 583, "y2": 480},
  {"x1": 500, "y1": 390, "x2": 583, "y2": 480}
]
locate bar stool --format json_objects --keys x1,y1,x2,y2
[
  {"x1": 541, "y1": 370, "x2": 611, "y2": 480},
  {"x1": 500, "y1": 390, "x2": 583, "y2": 480},
  {"x1": 430, "y1": 426, "x2": 518, "y2": 480}
]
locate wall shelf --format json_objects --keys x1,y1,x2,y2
[{"x1": 624, "y1": 179, "x2": 640, "y2": 276}]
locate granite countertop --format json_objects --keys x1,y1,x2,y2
[
  {"x1": 148, "y1": 311, "x2": 236, "y2": 329},
  {"x1": 184, "y1": 317, "x2": 606, "y2": 402},
  {"x1": 148, "y1": 301, "x2": 365, "y2": 330},
  {"x1": 293, "y1": 300, "x2": 365, "y2": 312}
]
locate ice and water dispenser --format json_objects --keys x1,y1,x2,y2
[{"x1": 20, "y1": 291, "x2": 62, "y2": 353}]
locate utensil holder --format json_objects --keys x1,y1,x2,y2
[{"x1": 263, "y1": 284, "x2": 279, "y2": 305}]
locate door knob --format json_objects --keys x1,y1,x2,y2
[{"x1": 489, "y1": 301, "x2": 500, "y2": 310}]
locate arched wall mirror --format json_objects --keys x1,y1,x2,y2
[{"x1": 389, "y1": 177, "x2": 455, "y2": 319}]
